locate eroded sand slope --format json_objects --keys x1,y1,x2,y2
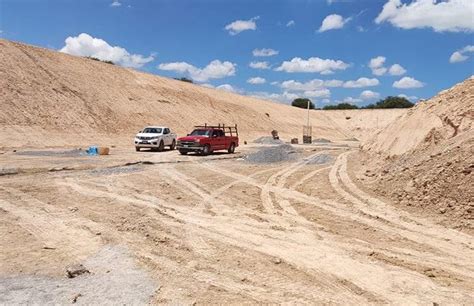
[
  {"x1": 361, "y1": 77, "x2": 474, "y2": 231},
  {"x1": 0, "y1": 39, "x2": 404, "y2": 148}
]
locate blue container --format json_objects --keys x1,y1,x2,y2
[{"x1": 87, "y1": 146, "x2": 98, "y2": 156}]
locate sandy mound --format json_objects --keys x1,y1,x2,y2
[
  {"x1": 0, "y1": 39, "x2": 403, "y2": 149},
  {"x1": 362, "y1": 77, "x2": 474, "y2": 231},
  {"x1": 363, "y1": 77, "x2": 474, "y2": 157}
]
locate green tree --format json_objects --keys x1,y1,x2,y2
[
  {"x1": 323, "y1": 103, "x2": 359, "y2": 110},
  {"x1": 364, "y1": 96, "x2": 414, "y2": 109},
  {"x1": 291, "y1": 98, "x2": 314, "y2": 109}
]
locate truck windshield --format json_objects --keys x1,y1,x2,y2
[
  {"x1": 142, "y1": 128, "x2": 162, "y2": 134},
  {"x1": 190, "y1": 129, "x2": 210, "y2": 136}
]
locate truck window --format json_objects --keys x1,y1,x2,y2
[
  {"x1": 218, "y1": 130, "x2": 225, "y2": 137},
  {"x1": 164, "y1": 128, "x2": 170, "y2": 134},
  {"x1": 143, "y1": 128, "x2": 162, "y2": 133},
  {"x1": 190, "y1": 129, "x2": 210, "y2": 136}
]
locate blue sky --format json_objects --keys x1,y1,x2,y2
[{"x1": 1, "y1": 0, "x2": 473, "y2": 106}]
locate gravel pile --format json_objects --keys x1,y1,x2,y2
[
  {"x1": 304, "y1": 154, "x2": 333, "y2": 165},
  {"x1": 245, "y1": 144, "x2": 298, "y2": 164},
  {"x1": 253, "y1": 136, "x2": 284, "y2": 145},
  {"x1": 16, "y1": 149, "x2": 87, "y2": 157}
]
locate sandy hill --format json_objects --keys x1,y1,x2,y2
[
  {"x1": 362, "y1": 77, "x2": 474, "y2": 231},
  {"x1": 364, "y1": 77, "x2": 474, "y2": 157},
  {"x1": 0, "y1": 39, "x2": 404, "y2": 148}
]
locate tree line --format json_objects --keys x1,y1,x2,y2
[{"x1": 291, "y1": 97, "x2": 414, "y2": 110}]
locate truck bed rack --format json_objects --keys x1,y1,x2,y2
[{"x1": 194, "y1": 124, "x2": 239, "y2": 137}]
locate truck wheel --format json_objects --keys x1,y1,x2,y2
[
  {"x1": 228, "y1": 143, "x2": 235, "y2": 154},
  {"x1": 202, "y1": 145, "x2": 211, "y2": 156},
  {"x1": 179, "y1": 150, "x2": 188, "y2": 155},
  {"x1": 157, "y1": 141, "x2": 164, "y2": 152},
  {"x1": 170, "y1": 140, "x2": 176, "y2": 150},
  {"x1": 135, "y1": 147, "x2": 140, "y2": 152}
]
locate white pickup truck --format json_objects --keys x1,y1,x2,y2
[{"x1": 134, "y1": 126, "x2": 177, "y2": 152}]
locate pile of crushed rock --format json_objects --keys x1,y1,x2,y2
[
  {"x1": 245, "y1": 144, "x2": 298, "y2": 164},
  {"x1": 253, "y1": 136, "x2": 284, "y2": 145}
]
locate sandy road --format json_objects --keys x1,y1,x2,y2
[{"x1": 1, "y1": 145, "x2": 473, "y2": 304}]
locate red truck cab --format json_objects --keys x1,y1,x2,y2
[{"x1": 177, "y1": 124, "x2": 239, "y2": 155}]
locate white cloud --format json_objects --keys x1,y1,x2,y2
[
  {"x1": 247, "y1": 77, "x2": 266, "y2": 84},
  {"x1": 398, "y1": 94, "x2": 418, "y2": 101},
  {"x1": 60, "y1": 33, "x2": 154, "y2": 68},
  {"x1": 249, "y1": 61, "x2": 271, "y2": 69},
  {"x1": 250, "y1": 91, "x2": 299, "y2": 103},
  {"x1": 253, "y1": 48, "x2": 279, "y2": 57},
  {"x1": 369, "y1": 56, "x2": 387, "y2": 75},
  {"x1": 360, "y1": 90, "x2": 380, "y2": 100},
  {"x1": 369, "y1": 56, "x2": 406, "y2": 76},
  {"x1": 393, "y1": 76, "x2": 424, "y2": 89},
  {"x1": 279, "y1": 79, "x2": 343, "y2": 91},
  {"x1": 286, "y1": 20, "x2": 295, "y2": 27},
  {"x1": 216, "y1": 84, "x2": 238, "y2": 93},
  {"x1": 343, "y1": 77, "x2": 379, "y2": 88},
  {"x1": 275, "y1": 57, "x2": 350, "y2": 74},
  {"x1": 450, "y1": 51, "x2": 468, "y2": 63},
  {"x1": 110, "y1": 0, "x2": 121, "y2": 7},
  {"x1": 318, "y1": 14, "x2": 351, "y2": 32},
  {"x1": 375, "y1": 0, "x2": 474, "y2": 33},
  {"x1": 303, "y1": 89, "x2": 331, "y2": 98},
  {"x1": 449, "y1": 45, "x2": 474, "y2": 63},
  {"x1": 388, "y1": 64, "x2": 406, "y2": 76},
  {"x1": 158, "y1": 60, "x2": 236, "y2": 82},
  {"x1": 340, "y1": 97, "x2": 363, "y2": 103},
  {"x1": 225, "y1": 16, "x2": 259, "y2": 35},
  {"x1": 321, "y1": 98, "x2": 331, "y2": 104}
]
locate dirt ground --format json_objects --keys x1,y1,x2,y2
[{"x1": 1, "y1": 142, "x2": 473, "y2": 304}]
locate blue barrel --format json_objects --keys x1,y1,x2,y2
[{"x1": 87, "y1": 146, "x2": 98, "y2": 156}]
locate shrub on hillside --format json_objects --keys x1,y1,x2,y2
[
  {"x1": 291, "y1": 98, "x2": 314, "y2": 109},
  {"x1": 174, "y1": 77, "x2": 194, "y2": 83},
  {"x1": 322, "y1": 96, "x2": 415, "y2": 110},
  {"x1": 85, "y1": 56, "x2": 115, "y2": 65},
  {"x1": 365, "y1": 96, "x2": 414, "y2": 109}
]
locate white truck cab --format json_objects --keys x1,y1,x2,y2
[{"x1": 134, "y1": 126, "x2": 177, "y2": 152}]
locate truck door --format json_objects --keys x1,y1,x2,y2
[
  {"x1": 163, "y1": 128, "x2": 171, "y2": 145},
  {"x1": 217, "y1": 129, "x2": 226, "y2": 150}
]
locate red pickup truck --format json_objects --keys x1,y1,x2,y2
[{"x1": 176, "y1": 124, "x2": 239, "y2": 155}]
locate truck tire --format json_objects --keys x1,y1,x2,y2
[
  {"x1": 157, "y1": 140, "x2": 165, "y2": 152},
  {"x1": 170, "y1": 140, "x2": 176, "y2": 150},
  {"x1": 179, "y1": 150, "x2": 188, "y2": 155},
  {"x1": 135, "y1": 147, "x2": 140, "y2": 152},
  {"x1": 202, "y1": 144, "x2": 211, "y2": 156},
  {"x1": 228, "y1": 143, "x2": 235, "y2": 154}
]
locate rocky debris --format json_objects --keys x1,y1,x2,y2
[
  {"x1": 304, "y1": 154, "x2": 333, "y2": 165},
  {"x1": 253, "y1": 136, "x2": 284, "y2": 145},
  {"x1": 72, "y1": 293, "x2": 82, "y2": 303},
  {"x1": 66, "y1": 264, "x2": 90, "y2": 279},
  {"x1": 365, "y1": 140, "x2": 474, "y2": 232},
  {"x1": 245, "y1": 144, "x2": 298, "y2": 164}
]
